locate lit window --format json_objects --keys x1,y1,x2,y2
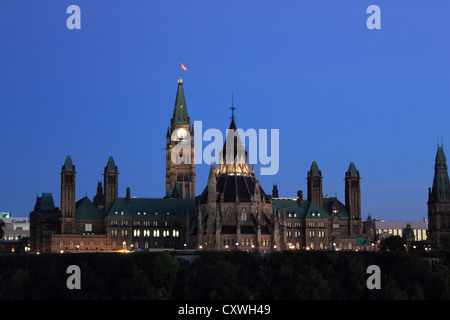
[{"x1": 241, "y1": 209, "x2": 248, "y2": 222}]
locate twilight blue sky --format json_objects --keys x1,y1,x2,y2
[{"x1": 0, "y1": 1, "x2": 449, "y2": 221}]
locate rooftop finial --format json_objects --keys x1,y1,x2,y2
[{"x1": 230, "y1": 91, "x2": 236, "y2": 121}]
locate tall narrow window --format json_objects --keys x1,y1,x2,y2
[{"x1": 241, "y1": 209, "x2": 248, "y2": 222}]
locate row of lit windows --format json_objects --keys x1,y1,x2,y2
[
  {"x1": 307, "y1": 241, "x2": 352, "y2": 250},
  {"x1": 2, "y1": 234, "x2": 22, "y2": 241},
  {"x1": 59, "y1": 240, "x2": 104, "y2": 250},
  {"x1": 212, "y1": 238, "x2": 272, "y2": 248},
  {"x1": 133, "y1": 229, "x2": 180, "y2": 238},
  {"x1": 286, "y1": 221, "x2": 343, "y2": 228},
  {"x1": 110, "y1": 220, "x2": 173, "y2": 227},
  {"x1": 307, "y1": 222, "x2": 325, "y2": 228},
  {"x1": 308, "y1": 230, "x2": 325, "y2": 237},
  {"x1": 377, "y1": 228, "x2": 427, "y2": 241},
  {"x1": 286, "y1": 222, "x2": 302, "y2": 228},
  {"x1": 111, "y1": 229, "x2": 180, "y2": 238}
]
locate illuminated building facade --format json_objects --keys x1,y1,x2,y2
[{"x1": 29, "y1": 79, "x2": 373, "y2": 253}]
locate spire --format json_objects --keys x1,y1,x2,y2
[
  {"x1": 272, "y1": 184, "x2": 279, "y2": 198},
  {"x1": 106, "y1": 156, "x2": 117, "y2": 172},
  {"x1": 62, "y1": 155, "x2": 74, "y2": 171},
  {"x1": 208, "y1": 164, "x2": 216, "y2": 180},
  {"x1": 346, "y1": 162, "x2": 359, "y2": 177},
  {"x1": 309, "y1": 161, "x2": 321, "y2": 176},
  {"x1": 230, "y1": 91, "x2": 236, "y2": 121},
  {"x1": 307, "y1": 161, "x2": 323, "y2": 209},
  {"x1": 216, "y1": 110, "x2": 252, "y2": 176},
  {"x1": 431, "y1": 146, "x2": 450, "y2": 203},
  {"x1": 172, "y1": 79, "x2": 190, "y2": 127}
]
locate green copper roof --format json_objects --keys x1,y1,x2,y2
[
  {"x1": 107, "y1": 197, "x2": 195, "y2": 218},
  {"x1": 62, "y1": 156, "x2": 74, "y2": 171},
  {"x1": 75, "y1": 196, "x2": 104, "y2": 219},
  {"x1": 106, "y1": 156, "x2": 117, "y2": 172},
  {"x1": 309, "y1": 161, "x2": 321, "y2": 176},
  {"x1": 172, "y1": 80, "x2": 189, "y2": 126},
  {"x1": 431, "y1": 146, "x2": 450, "y2": 202},
  {"x1": 347, "y1": 162, "x2": 359, "y2": 177},
  {"x1": 436, "y1": 146, "x2": 447, "y2": 169},
  {"x1": 40, "y1": 193, "x2": 56, "y2": 211},
  {"x1": 272, "y1": 197, "x2": 349, "y2": 219}
]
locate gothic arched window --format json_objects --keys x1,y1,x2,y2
[{"x1": 241, "y1": 209, "x2": 248, "y2": 222}]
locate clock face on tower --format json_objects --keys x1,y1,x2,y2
[{"x1": 176, "y1": 128, "x2": 187, "y2": 140}]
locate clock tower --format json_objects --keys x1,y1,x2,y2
[{"x1": 165, "y1": 79, "x2": 196, "y2": 199}]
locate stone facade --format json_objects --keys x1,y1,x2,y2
[{"x1": 29, "y1": 78, "x2": 373, "y2": 253}]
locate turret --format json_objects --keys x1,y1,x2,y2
[
  {"x1": 307, "y1": 161, "x2": 323, "y2": 209},
  {"x1": 345, "y1": 162, "x2": 361, "y2": 220},
  {"x1": 61, "y1": 156, "x2": 76, "y2": 234},
  {"x1": 104, "y1": 156, "x2": 118, "y2": 215}
]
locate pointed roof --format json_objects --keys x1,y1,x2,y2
[
  {"x1": 215, "y1": 118, "x2": 252, "y2": 177},
  {"x1": 106, "y1": 197, "x2": 195, "y2": 218},
  {"x1": 221, "y1": 119, "x2": 246, "y2": 164},
  {"x1": 346, "y1": 162, "x2": 359, "y2": 177},
  {"x1": 431, "y1": 146, "x2": 450, "y2": 203},
  {"x1": 436, "y1": 146, "x2": 447, "y2": 169},
  {"x1": 105, "y1": 156, "x2": 117, "y2": 172},
  {"x1": 271, "y1": 197, "x2": 349, "y2": 219},
  {"x1": 75, "y1": 196, "x2": 104, "y2": 219},
  {"x1": 208, "y1": 164, "x2": 216, "y2": 180},
  {"x1": 309, "y1": 161, "x2": 321, "y2": 176},
  {"x1": 62, "y1": 156, "x2": 74, "y2": 171},
  {"x1": 172, "y1": 79, "x2": 189, "y2": 126},
  {"x1": 40, "y1": 193, "x2": 56, "y2": 211}
]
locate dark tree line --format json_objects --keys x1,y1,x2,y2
[{"x1": 0, "y1": 250, "x2": 449, "y2": 300}]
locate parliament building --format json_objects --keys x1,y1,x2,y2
[{"x1": 30, "y1": 79, "x2": 375, "y2": 253}]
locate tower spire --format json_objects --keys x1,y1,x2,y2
[
  {"x1": 430, "y1": 145, "x2": 450, "y2": 203},
  {"x1": 230, "y1": 91, "x2": 236, "y2": 121}
]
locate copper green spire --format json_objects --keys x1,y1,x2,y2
[
  {"x1": 171, "y1": 79, "x2": 190, "y2": 127},
  {"x1": 346, "y1": 162, "x2": 359, "y2": 177},
  {"x1": 106, "y1": 156, "x2": 117, "y2": 172},
  {"x1": 309, "y1": 161, "x2": 321, "y2": 176},
  {"x1": 431, "y1": 146, "x2": 450, "y2": 203},
  {"x1": 62, "y1": 155, "x2": 74, "y2": 171}
]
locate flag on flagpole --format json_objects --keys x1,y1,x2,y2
[{"x1": 180, "y1": 63, "x2": 187, "y2": 71}]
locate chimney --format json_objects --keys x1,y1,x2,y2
[
  {"x1": 126, "y1": 187, "x2": 130, "y2": 202},
  {"x1": 297, "y1": 190, "x2": 303, "y2": 207}
]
